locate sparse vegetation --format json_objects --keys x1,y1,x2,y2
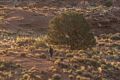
[
  {"x1": 104, "y1": 0, "x2": 113, "y2": 7},
  {"x1": 110, "y1": 33, "x2": 120, "y2": 40},
  {"x1": 51, "y1": 74, "x2": 62, "y2": 80},
  {"x1": 0, "y1": 1, "x2": 120, "y2": 80},
  {"x1": 38, "y1": 53, "x2": 47, "y2": 59}
]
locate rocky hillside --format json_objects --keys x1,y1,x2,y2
[{"x1": 87, "y1": 7, "x2": 120, "y2": 35}]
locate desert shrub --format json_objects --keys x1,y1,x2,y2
[
  {"x1": 51, "y1": 74, "x2": 62, "y2": 80},
  {"x1": 0, "y1": 5, "x2": 4, "y2": 8},
  {"x1": 0, "y1": 61, "x2": 22, "y2": 80},
  {"x1": 111, "y1": 44, "x2": 120, "y2": 50},
  {"x1": 20, "y1": 66, "x2": 44, "y2": 80},
  {"x1": 34, "y1": 36, "x2": 48, "y2": 48},
  {"x1": 16, "y1": 37, "x2": 35, "y2": 46},
  {"x1": 20, "y1": 74, "x2": 31, "y2": 80},
  {"x1": 78, "y1": 58, "x2": 101, "y2": 68},
  {"x1": 110, "y1": 33, "x2": 120, "y2": 40},
  {"x1": 0, "y1": 61, "x2": 20, "y2": 71},
  {"x1": 47, "y1": 11, "x2": 96, "y2": 50},
  {"x1": 54, "y1": 59, "x2": 69, "y2": 68},
  {"x1": 20, "y1": 71, "x2": 42, "y2": 80},
  {"x1": 28, "y1": 46, "x2": 36, "y2": 51},
  {"x1": 70, "y1": 57, "x2": 79, "y2": 63},
  {"x1": 20, "y1": 53, "x2": 27, "y2": 57},
  {"x1": 16, "y1": 36, "x2": 48, "y2": 48},
  {"x1": 76, "y1": 75, "x2": 82, "y2": 80},
  {"x1": 104, "y1": 0, "x2": 113, "y2": 7},
  {"x1": 76, "y1": 69, "x2": 82, "y2": 75},
  {"x1": 76, "y1": 75, "x2": 90, "y2": 80},
  {"x1": 66, "y1": 53, "x2": 73, "y2": 58},
  {"x1": 69, "y1": 75, "x2": 74, "y2": 80},
  {"x1": 51, "y1": 68, "x2": 58, "y2": 73},
  {"x1": 58, "y1": 62, "x2": 69, "y2": 68},
  {"x1": 34, "y1": 40, "x2": 47, "y2": 48},
  {"x1": 38, "y1": 53, "x2": 47, "y2": 59}
]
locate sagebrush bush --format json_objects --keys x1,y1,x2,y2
[
  {"x1": 51, "y1": 74, "x2": 62, "y2": 80},
  {"x1": 76, "y1": 75, "x2": 90, "y2": 80},
  {"x1": 20, "y1": 53, "x2": 27, "y2": 57},
  {"x1": 16, "y1": 37, "x2": 35, "y2": 46},
  {"x1": 104, "y1": 0, "x2": 113, "y2": 7},
  {"x1": 69, "y1": 75, "x2": 74, "y2": 80},
  {"x1": 34, "y1": 36, "x2": 48, "y2": 48},
  {"x1": 38, "y1": 53, "x2": 47, "y2": 59},
  {"x1": 47, "y1": 11, "x2": 96, "y2": 50},
  {"x1": 0, "y1": 61, "x2": 20, "y2": 70},
  {"x1": 110, "y1": 33, "x2": 120, "y2": 40}
]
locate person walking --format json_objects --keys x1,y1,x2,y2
[{"x1": 48, "y1": 46, "x2": 54, "y2": 58}]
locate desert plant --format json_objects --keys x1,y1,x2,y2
[
  {"x1": 66, "y1": 53, "x2": 73, "y2": 58},
  {"x1": 16, "y1": 37, "x2": 35, "y2": 46},
  {"x1": 110, "y1": 33, "x2": 120, "y2": 40},
  {"x1": 0, "y1": 61, "x2": 20, "y2": 71},
  {"x1": 47, "y1": 11, "x2": 96, "y2": 50},
  {"x1": 76, "y1": 75, "x2": 90, "y2": 80},
  {"x1": 38, "y1": 53, "x2": 47, "y2": 59},
  {"x1": 69, "y1": 75, "x2": 74, "y2": 80},
  {"x1": 20, "y1": 53, "x2": 27, "y2": 57},
  {"x1": 34, "y1": 36, "x2": 48, "y2": 48},
  {"x1": 51, "y1": 74, "x2": 62, "y2": 80},
  {"x1": 104, "y1": 0, "x2": 113, "y2": 7}
]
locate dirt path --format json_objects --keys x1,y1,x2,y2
[
  {"x1": 0, "y1": 6, "x2": 52, "y2": 34},
  {"x1": 0, "y1": 55, "x2": 53, "y2": 71}
]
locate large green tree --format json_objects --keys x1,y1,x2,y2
[{"x1": 47, "y1": 11, "x2": 96, "y2": 50}]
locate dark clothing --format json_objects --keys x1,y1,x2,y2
[{"x1": 49, "y1": 47, "x2": 53, "y2": 57}]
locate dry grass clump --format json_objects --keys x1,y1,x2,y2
[
  {"x1": 50, "y1": 73, "x2": 62, "y2": 80},
  {"x1": 34, "y1": 36, "x2": 48, "y2": 49},
  {"x1": 0, "y1": 61, "x2": 21, "y2": 80},
  {"x1": 68, "y1": 75, "x2": 74, "y2": 80},
  {"x1": 19, "y1": 53, "x2": 27, "y2": 57},
  {"x1": 104, "y1": 0, "x2": 113, "y2": 7},
  {"x1": 110, "y1": 33, "x2": 120, "y2": 40},
  {"x1": 38, "y1": 53, "x2": 47, "y2": 59},
  {"x1": 16, "y1": 36, "x2": 48, "y2": 49},
  {"x1": 16, "y1": 37, "x2": 35, "y2": 47},
  {"x1": 20, "y1": 67, "x2": 43, "y2": 80},
  {"x1": 0, "y1": 61, "x2": 20, "y2": 70},
  {"x1": 76, "y1": 75, "x2": 90, "y2": 80}
]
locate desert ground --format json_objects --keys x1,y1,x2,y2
[{"x1": 0, "y1": 1, "x2": 120, "y2": 80}]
